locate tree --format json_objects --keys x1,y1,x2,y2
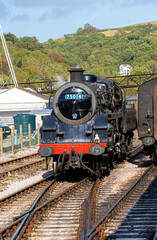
[
  {"x1": 127, "y1": 33, "x2": 140, "y2": 41},
  {"x1": 5, "y1": 33, "x2": 17, "y2": 44},
  {"x1": 76, "y1": 27, "x2": 83, "y2": 35},
  {"x1": 84, "y1": 24, "x2": 92, "y2": 30},
  {"x1": 17, "y1": 37, "x2": 43, "y2": 51},
  {"x1": 132, "y1": 66, "x2": 149, "y2": 75}
]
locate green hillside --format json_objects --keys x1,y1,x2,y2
[{"x1": 1, "y1": 21, "x2": 157, "y2": 88}]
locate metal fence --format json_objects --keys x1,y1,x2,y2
[{"x1": 0, "y1": 123, "x2": 40, "y2": 153}]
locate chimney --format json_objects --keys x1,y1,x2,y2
[{"x1": 69, "y1": 67, "x2": 84, "y2": 83}]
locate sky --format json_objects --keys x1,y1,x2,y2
[{"x1": 0, "y1": 0, "x2": 157, "y2": 43}]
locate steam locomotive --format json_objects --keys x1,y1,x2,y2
[{"x1": 38, "y1": 68, "x2": 136, "y2": 177}]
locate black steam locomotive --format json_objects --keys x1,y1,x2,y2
[
  {"x1": 138, "y1": 78, "x2": 157, "y2": 163},
  {"x1": 38, "y1": 68, "x2": 136, "y2": 177}
]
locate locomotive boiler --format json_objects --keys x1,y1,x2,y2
[{"x1": 38, "y1": 68, "x2": 136, "y2": 177}]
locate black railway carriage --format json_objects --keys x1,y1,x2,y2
[
  {"x1": 39, "y1": 68, "x2": 137, "y2": 177},
  {"x1": 138, "y1": 78, "x2": 157, "y2": 162}
]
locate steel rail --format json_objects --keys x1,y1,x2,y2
[
  {"x1": 0, "y1": 172, "x2": 53, "y2": 203},
  {"x1": 0, "y1": 157, "x2": 46, "y2": 178},
  {"x1": 11, "y1": 177, "x2": 90, "y2": 240},
  {"x1": 77, "y1": 179, "x2": 99, "y2": 240},
  {"x1": 11, "y1": 176, "x2": 59, "y2": 239},
  {"x1": 78, "y1": 144, "x2": 144, "y2": 239},
  {"x1": 0, "y1": 153, "x2": 38, "y2": 167},
  {"x1": 87, "y1": 164, "x2": 154, "y2": 239},
  {"x1": 0, "y1": 216, "x2": 25, "y2": 238},
  {"x1": 0, "y1": 174, "x2": 54, "y2": 238},
  {"x1": 13, "y1": 177, "x2": 57, "y2": 221},
  {"x1": 126, "y1": 144, "x2": 144, "y2": 158}
]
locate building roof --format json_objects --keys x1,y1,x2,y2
[
  {"x1": 30, "y1": 109, "x2": 52, "y2": 114},
  {"x1": 0, "y1": 88, "x2": 49, "y2": 103},
  {"x1": 20, "y1": 88, "x2": 49, "y2": 101},
  {"x1": 120, "y1": 64, "x2": 131, "y2": 67}
]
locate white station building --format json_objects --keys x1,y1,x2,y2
[{"x1": 0, "y1": 88, "x2": 51, "y2": 126}]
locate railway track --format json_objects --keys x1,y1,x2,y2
[
  {"x1": 0, "y1": 153, "x2": 47, "y2": 179},
  {"x1": 13, "y1": 176, "x2": 93, "y2": 240},
  {"x1": 1, "y1": 144, "x2": 153, "y2": 240},
  {"x1": 0, "y1": 171, "x2": 93, "y2": 239},
  {"x1": 86, "y1": 163, "x2": 157, "y2": 239},
  {"x1": 0, "y1": 175, "x2": 55, "y2": 230}
]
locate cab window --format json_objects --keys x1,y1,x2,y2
[{"x1": 113, "y1": 86, "x2": 121, "y2": 101}]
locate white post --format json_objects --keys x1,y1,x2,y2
[{"x1": 0, "y1": 24, "x2": 18, "y2": 87}]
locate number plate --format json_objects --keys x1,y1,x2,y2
[{"x1": 65, "y1": 94, "x2": 83, "y2": 99}]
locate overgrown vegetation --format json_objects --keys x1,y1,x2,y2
[{"x1": 1, "y1": 22, "x2": 157, "y2": 89}]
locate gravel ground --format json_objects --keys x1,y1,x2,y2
[
  {"x1": 0, "y1": 144, "x2": 39, "y2": 163},
  {"x1": 110, "y1": 152, "x2": 151, "y2": 193}
]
